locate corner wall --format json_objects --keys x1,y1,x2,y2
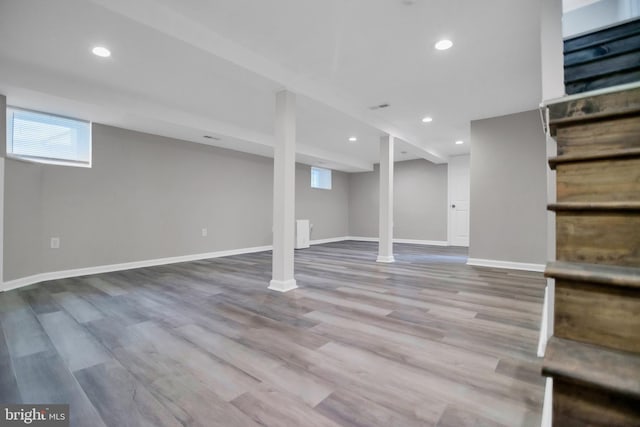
[
  {"x1": 296, "y1": 164, "x2": 349, "y2": 241},
  {"x1": 348, "y1": 159, "x2": 448, "y2": 242},
  {"x1": 469, "y1": 109, "x2": 548, "y2": 267}
]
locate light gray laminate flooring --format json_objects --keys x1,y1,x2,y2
[{"x1": 0, "y1": 241, "x2": 546, "y2": 426}]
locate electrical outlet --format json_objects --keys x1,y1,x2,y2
[
  {"x1": 50, "y1": 237, "x2": 60, "y2": 249},
  {"x1": 202, "y1": 228, "x2": 208, "y2": 237}
]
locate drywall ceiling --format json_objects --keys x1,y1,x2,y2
[{"x1": 0, "y1": 0, "x2": 543, "y2": 171}]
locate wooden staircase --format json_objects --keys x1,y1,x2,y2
[
  {"x1": 542, "y1": 86, "x2": 640, "y2": 426},
  {"x1": 564, "y1": 18, "x2": 640, "y2": 95}
]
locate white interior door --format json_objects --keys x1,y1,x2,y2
[{"x1": 448, "y1": 155, "x2": 470, "y2": 247}]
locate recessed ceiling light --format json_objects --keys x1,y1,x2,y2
[
  {"x1": 435, "y1": 39, "x2": 453, "y2": 50},
  {"x1": 92, "y1": 46, "x2": 111, "y2": 57},
  {"x1": 422, "y1": 116, "x2": 433, "y2": 123},
  {"x1": 348, "y1": 137, "x2": 358, "y2": 142},
  {"x1": 455, "y1": 140, "x2": 464, "y2": 145}
]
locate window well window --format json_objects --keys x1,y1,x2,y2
[
  {"x1": 311, "y1": 166, "x2": 332, "y2": 190},
  {"x1": 6, "y1": 107, "x2": 92, "y2": 167}
]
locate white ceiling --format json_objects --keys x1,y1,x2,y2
[{"x1": 0, "y1": 0, "x2": 543, "y2": 172}]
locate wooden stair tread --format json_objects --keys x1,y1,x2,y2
[
  {"x1": 549, "y1": 106, "x2": 640, "y2": 127},
  {"x1": 548, "y1": 86, "x2": 640, "y2": 129},
  {"x1": 548, "y1": 201, "x2": 640, "y2": 211},
  {"x1": 548, "y1": 147, "x2": 640, "y2": 169},
  {"x1": 543, "y1": 337, "x2": 640, "y2": 399},
  {"x1": 545, "y1": 261, "x2": 640, "y2": 288}
]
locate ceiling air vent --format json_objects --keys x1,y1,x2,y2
[{"x1": 369, "y1": 103, "x2": 390, "y2": 111}]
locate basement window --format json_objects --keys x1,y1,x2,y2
[
  {"x1": 6, "y1": 107, "x2": 92, "y2": 167},
  {"x1": 311, "y1": 166, "x2": 332, "y2": 190}
]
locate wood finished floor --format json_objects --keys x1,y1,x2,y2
[{"x1": 0, "y1": 241, "x2": 546, "y2": 427}]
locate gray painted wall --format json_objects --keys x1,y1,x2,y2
[
  {"x1": 3, "y1": 124, "x2": 349, "y2": 281},
  {"x1": 0, "y1": 94, "x2": 5, "y2": 284},
  {"x1": 296, "y1": 164, "x2": 349, "y2": 241},
  {"x1": 348, "y1": 166, "x2": 378, "y2": 238},
  {"x1": 349, "y1": 159, "x2": 448, "y2": 241},
  {"x1": 469, "y1": 109, "x2": 547, "y2": 265},
  {"x1": 4, "y1": 154, "x2": 43, "y2": 281}
]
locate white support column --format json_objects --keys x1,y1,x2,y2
[
  {"x1": 269, "y1": 90, "x2": 298, "y2": 292},
  {"x1": 0, "y1": 94, "x2": 5, "y2": 287},
  {"x1": 377, "y1": 135, "x2": 395, "y2": 263}
]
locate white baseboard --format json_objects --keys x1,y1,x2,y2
[
  {"x1": 268, "y1": 278, "x2": 298, "y2": 292},
  {"x1": 309, "y1": 236, "x2": 349, "y2": 245},
  {"x1": 347, "y1": 236, "x2": 449, "y2": 246},
  {"x1": 0, "y1": 245, "x2": 273, "y2": 292},
  {"x1": 0, "y1": 236, "x2": 354, "y2": 292},
  {"x1": 347, "y1": 236, "x2": 379, "y2": 242},
  {"x1": 0, "y1": 235, "x2": 457, "y2": 292},
  {"x1": 466, "y1": 258, "x2": 545, "y2": 272},
  {"x1": 394, "y1": 238, "x2": 449, "y2": 246}
]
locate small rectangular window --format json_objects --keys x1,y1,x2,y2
[
  {"x1": 6, "y1": 107, "x2": 92, "y2": 167},
  {"x1": 311, "y1": 166, "x2": 332, "y2": 190}
]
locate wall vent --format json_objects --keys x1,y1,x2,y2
[{"x1": 369, "y1": 103, "x2": 390, "y2": 110}]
